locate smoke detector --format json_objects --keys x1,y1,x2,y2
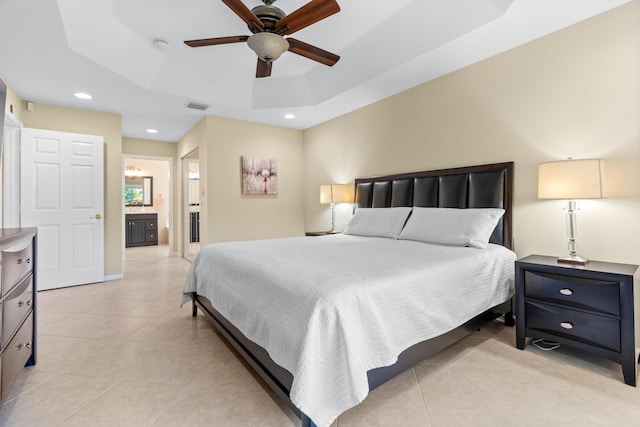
[{"x1": 153, "y1": 38, "x2": 169, "y2": 50}]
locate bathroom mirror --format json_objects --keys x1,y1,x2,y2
[{"x1": 124, "y1": 176, "x2": 153, "y2": 206}]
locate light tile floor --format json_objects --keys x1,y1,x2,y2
[{"x1": 1, "y1": 245, "x2": 639, "y2": 426}]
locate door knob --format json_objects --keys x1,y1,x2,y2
[{"x1": 93, "y1": 214, "x2": 102, "y2": 220}]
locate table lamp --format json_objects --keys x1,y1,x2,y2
[
  {"x1": 537, "y1": 158, "x2": 605, "y2": 264},
  {"x1": 320, "y1": 184, "x2": 353, "y2": 232}
]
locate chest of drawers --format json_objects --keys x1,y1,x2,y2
[
  {"x1": 516, "y1": 255, "x2": 639, "y2": 386},
  {"x1": 0, "y1": 228, "x2": 37, "y2": 404}
]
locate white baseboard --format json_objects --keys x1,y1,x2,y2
[{"x1": 104, "y1": 274, "x2": 124, "y2": 281}]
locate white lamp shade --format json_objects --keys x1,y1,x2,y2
[
  {"x1": 320, "y1": 184, "x2": 354, "y2": 204},
  {"x1": 247, "y1": 32, "x2": 289, "y2": 62},
  {"x1": 538, "y1": 159, "x2": 605, "y2": 200},
  {"x1": 320, "y1": 185, "x2": 333, "y2": 204}
]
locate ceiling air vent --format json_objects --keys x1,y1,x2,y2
[{"x1": 185, "y1": 101, "x2": 210, "y2": 111}]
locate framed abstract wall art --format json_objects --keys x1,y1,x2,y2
[{"x1": 241, "y1": 156, "x2": 278, "y2": 195}]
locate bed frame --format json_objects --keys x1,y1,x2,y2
[{"x1": 190, "y1": 161, "x2": 515, "y2": 427}]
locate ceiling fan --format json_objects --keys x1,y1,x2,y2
[{"x1": 184, "y1": 0, "x2": 341, "y2": 78}]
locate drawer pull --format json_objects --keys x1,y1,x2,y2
[
  {"x1": 559, "y1": 288, "x2": 573, "y2": 296},
  {"x1": 17, "y1": 258, "x2": 31, "y2": 265},
  {"x1": 18, "y1": 300, "x2": 32, "y2": 307},
  {"x1": 560, "y1": 322, "x2": 574, "y2": 330},
  {"x1": 16, "y1": 342, "x2": 32, "y2": 351}
]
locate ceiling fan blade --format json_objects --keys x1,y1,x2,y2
[
  {"x1": 184, "y1": 35, "x2": 249, "y2": 47},
  {"x1": 221, "y1": 0, "x2": 264, "y2": 32},
  {"x1": 275, "y1": 0, "x2": 340, "y2": 35},
  {"x1": 256, "y1": 58, "x2": 272, "y2": 78},
  {"x1": 287, "y1": 38, "x2": 339, "y2": 66}
]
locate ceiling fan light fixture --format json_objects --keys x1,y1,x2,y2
[{"x1": 247, "y1": 32, "x2": 289, "y2": 62}]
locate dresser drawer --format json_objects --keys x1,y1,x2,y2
[
  {"x1": 1, "y1": 314, "x2": 32, "y2": 403},
  {"x1": 145, "y1": 219, "x2": 157, "y2": 231},
  {"x1": 1, "y1": 240, "x2": 33, "y2": 296},
  {"x1": 525, "y1": 301, "x2": 620, "y2": 352},
  {"x1": 2, "y1": 275, "x2": 33, "y2": 349},
  {"x1": 145, "y1": 231, "x2": 157, "y2": 242},
  {"x1": 524, "y1": 270, "x2": 620, "y2": 316}
]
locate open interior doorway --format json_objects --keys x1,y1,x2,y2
[
  {"x1": 122, "y1": 155, "x2": 173, "y2": 260},
  {"x1": 183, "y1": 150, "x2": 200, "y2": 262}
]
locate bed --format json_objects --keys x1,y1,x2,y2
[{"x1": 183, "y1": 161, "x2": 515, "y2": 427}]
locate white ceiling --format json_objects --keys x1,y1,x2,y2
[{"x1": 0, "y1": 0, "x2": 630, "y2": 143}]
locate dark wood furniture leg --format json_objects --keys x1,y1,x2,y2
[
  {"x1": 622, "y1": 355, "x2": 638, "y2": 387},
  {"x1": 504, "y1": 310, "x2": 515, "y2": 327}
]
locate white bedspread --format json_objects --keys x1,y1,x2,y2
[{"x1": 182, "y1": 235, "x2": 516, "y2": 427}]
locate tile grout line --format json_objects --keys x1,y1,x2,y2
[
  {"x1": 412, "y1": 367, "x2": 433, "y2": 427},
  {"x1": 3, "y1": 370, "x2": 62, "y2": 406},
  {"x1": 146, "y1": 380, "x2": 195, "y2": 427},
  {"x1": 54, "y1": 377, "x2": 125, "y2": 427}
]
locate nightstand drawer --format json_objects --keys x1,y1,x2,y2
[
  {"x1": 524, "y1": 270, "x2": 620, "y2": 316},
  {"x1": 525, "y1": 301, "x2": 620, "y2": 352}
]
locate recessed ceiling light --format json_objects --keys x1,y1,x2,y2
[
  {"x1": 74, "y1": 92, "x2": 92, "y2": 100},
  {"x1": 284, "y1": 113, "x2": 295, "y2": 119},
  {"x1": 147, "y1": 129, "x2": 158, "y2": 134}
]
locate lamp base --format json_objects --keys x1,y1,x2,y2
[{"x1": 557, "y1": 254, "x2": 590, "y2": 265}]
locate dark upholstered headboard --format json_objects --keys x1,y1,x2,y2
[{"x1": 354, "y1": 162, "x2": 514, "y2": 250}]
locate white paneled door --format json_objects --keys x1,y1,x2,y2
[{"x1": 20, "y1": 128, "x2": 104, "y2": 290}]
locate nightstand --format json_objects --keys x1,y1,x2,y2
[
  {"x1": 516, "y1": 255, "x2": 639, "y2": 386},
  {"x1": 305, "y1": 231, "x2": 340, "y2": 236}
]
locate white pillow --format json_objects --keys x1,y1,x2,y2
[
  {"x1": 398, "y1": 207, "x2": 505, "y2": 248},
  {"x1": 344, "y1": 207, "x2": 412, "y2": 239}
]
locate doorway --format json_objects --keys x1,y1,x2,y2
[
  {"x1": 183, "y1": 150, "x2": 200, "y2": 262},
  {"x1": 122, "y1": 155, "x2": 173, "y2": 259}
]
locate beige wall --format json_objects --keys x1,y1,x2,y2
[
  {"x1": 126, "y1": 126, "x2": 301, "y2": 256},
  {"x1": 303, "y1": 2, "x2": 640, "y2": 265},
  {"x1": 123, "y1": 137, "x2": 176, "y2": 158},
  {"x1": 21, "y1": 103, "x2": 123, "y2": 276},
  {"x1": 176, "y1": 116, "x2": 304, "y2": 251},
  {"x1": 205, "y1": 116, "x2": 304, "y2": 243}
]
